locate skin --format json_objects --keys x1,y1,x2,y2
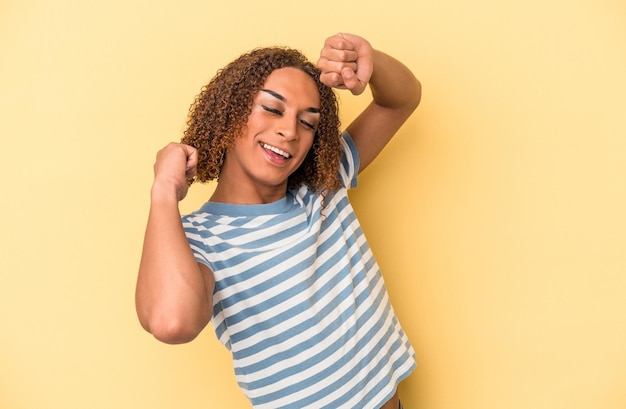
[{"x1": 136, "y1": 32, "x2": 421, "y2": 407}]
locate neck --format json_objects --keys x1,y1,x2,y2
[{"x1": 210, "y1": 177, "x2": 288, "y2": 205}]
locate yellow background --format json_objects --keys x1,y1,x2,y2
[{"x1": 1, "y1": 0, "x2": 625, "y2": 408}]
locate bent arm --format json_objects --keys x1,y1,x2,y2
[
  {"x1": 135, "y1": 143, "x2": 214, "y2": 344},
  {"x1": 318, "y1": 33, "x2": 421, "y2": 172},
  {"x1": 347, "y1": 49, "x2": 421, "y2": 172}
]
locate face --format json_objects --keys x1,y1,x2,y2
[{"x1": 222, "y1": 67, "x2": 321, "y2": 197}]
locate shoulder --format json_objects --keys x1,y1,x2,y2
[{"x1": 339, "y1": 131, "x2": 360, "y2": 189}]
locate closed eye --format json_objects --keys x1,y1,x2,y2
[
  {"x1": 299, "y1": 119, "x2": 316, "y2": 130},
  {"x1": 262, "y1": 105, "x2": 282, "y2": 116},
  {"x1": 263, "y1": 105, "x2": 316, "y2": 131}
]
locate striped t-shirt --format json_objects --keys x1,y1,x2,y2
[{"x1": 182, "y1": 132, "x2": 415, "y2": 409}]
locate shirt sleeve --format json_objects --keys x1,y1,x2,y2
[
  {"x1": 180, "y1": 214, "x2": 212, "y2": 269},
  {"x1": 339, "y1": 130, "x2": 360, "y2": 189}
]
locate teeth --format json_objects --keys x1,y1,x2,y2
[{"x1": 262, "y1": 143, "x2": 291, "y2": 159}]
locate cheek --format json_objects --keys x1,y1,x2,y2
[
  {"x1": 303, "y1": 132, "x2": 316, "y2": 150},
  {"x1": 243, "y1": 112, "x2": 266, "y2": 135},
  {"x1": 238, "y1": 122, "x2": 262, "y2": 145},
  {"x1": 294, "y1": 135, "x2": 315, "y2": 164}
]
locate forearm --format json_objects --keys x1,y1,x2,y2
[
  {"x1": 136, "y1": 188, "x2": 214, "y2": 344},
  {"x1": 369, "y1": 49, "x2": 421, "y2": 113},
  {"x1": 343, "y1": 48, "x2": 421, "y2": 171}
]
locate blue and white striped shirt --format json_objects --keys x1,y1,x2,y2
[{"x1": 182, "y1": 132, "x2": 415, "y2": 408}]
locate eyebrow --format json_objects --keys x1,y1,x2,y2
[{"x1": 260, "y1": 89, "x2": 320, "y2": 114}]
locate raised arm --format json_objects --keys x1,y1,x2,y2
[
  {"x1": 318, "y1": 33, "x2": 421, "y2": 172},
  {"x1": 135, "y1": 143, "x2": 214, "y2": 344}
]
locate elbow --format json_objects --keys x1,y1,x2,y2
[
  {"x1": 408, "y1": 79, "x2": 422, "y2": 112},
  {"x1": 136, "y1": 305, "x2": 209, "y2": 345},
  {"x1": 151, "y1": 321, "x2": 202, "y2": 345},
  {"x1": 385, "y1": 78, "x2": 422, "y2": 118},
  {"x1": 143, "y1": 315, "x2": 204, "y2": 344}
]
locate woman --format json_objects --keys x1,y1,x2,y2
[{"x1": 136, "y1": 32, "x2": 421, "y2": 409}]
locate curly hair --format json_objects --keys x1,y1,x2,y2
[{"x1": 181, "y1": 46, "x2": 342, "y2": 196}]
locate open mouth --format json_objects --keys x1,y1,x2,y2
[{"x1": 261, "y1": 142, "x2": 292, "y2": 159}]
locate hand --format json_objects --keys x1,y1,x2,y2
[
  {"x1": 317, "y1": 33, "x2": 374, "y2": 96},
  {"x1": 152, "y1": 143, "x2": 198, "y2": 201}
]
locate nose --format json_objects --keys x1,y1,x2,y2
[{"x1": 276, "y1": 114, "x2": 298, "y2": 141}]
